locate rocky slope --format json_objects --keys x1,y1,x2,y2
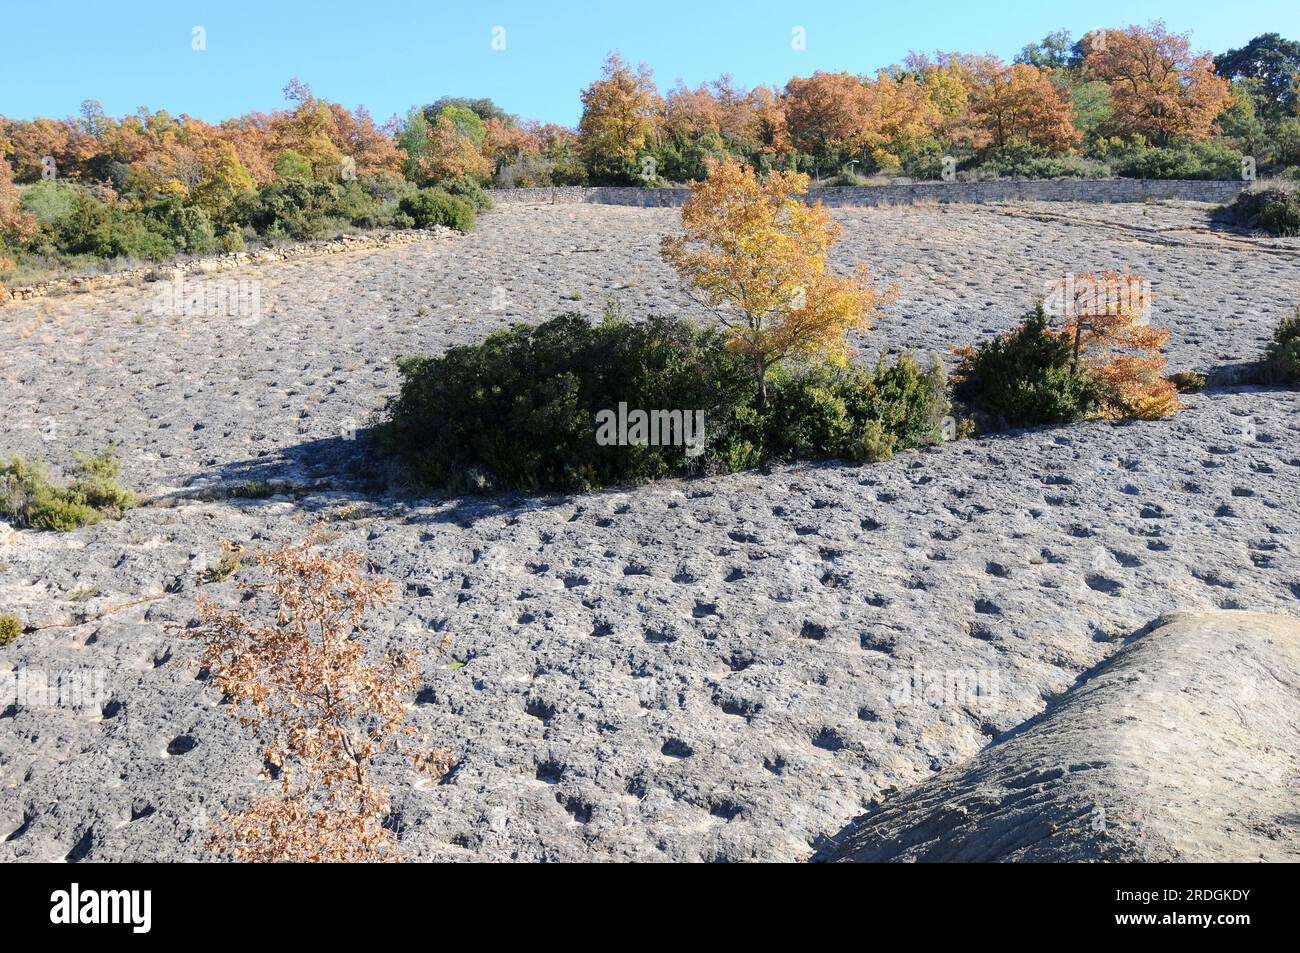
[
  {"x1": 1, "y1": 200, "x2": 1298, "y2": 861},
  {"x1": 824, "y1": 611, "x2": 1300, "y2": 863}
]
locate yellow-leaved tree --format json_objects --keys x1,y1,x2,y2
[{"x1": 661, "y1": 157, "x2": 896, "y2": 410}]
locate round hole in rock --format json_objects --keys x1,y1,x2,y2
[{"x1": 167, "y1": 735, "x2": 198, "y2": 756}]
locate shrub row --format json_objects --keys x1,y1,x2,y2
[
  {"x1": 378, "y1": 310, "x2": 952, "y2": 493},
  {"x1": 384, "y1": 299, "x2": 1300, "y2": 494},
  {"x1": 7, "y1": 174, "x2": 487, "y2": 273}
]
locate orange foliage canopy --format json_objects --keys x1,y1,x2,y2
[
  {"x1": 961, "y1": 62, "x2": 1081, "y2": 153},
  {"x1": 661, "y1": 158, "x2": 896, "y2": 408},
  {"x1": 1048, "y1": 271, "x2": 1180, "y2": 419},
  {"x1": 1084, "y1": 22, "x2": 1231, "y2": 145}
]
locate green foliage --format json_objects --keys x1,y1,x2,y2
[
  {"x1": 761, "y1": 355, "x2": 949, "y2": 463},
  {"x1": 1261, "y1": 308, "x2": 1300, "y2": 386},
  {"x1": 425, "y1": 97, "x2": 513, "y2": 128},
  {"x1": 976, "y1": 145, "x2": 1112, "y2": 179},
  {"x1": 954, "y1": 305, "x2": 1099, "y2": 428},
  {"x1": 1216, "y1": 33, "x2": 1300, "y2": 119},
  {"x1": 1114, "y1": 140, "x2": 1244, "y2": 180},
  {"x1": 380, "y1": 312, "x2": 951, "y2": 493},
  {"x1": 0, "y1": 613, "x2": 21, "y2": 647},
  {"x1": 1274, "y1": 118, "x2": 1300, "y2": 169},
  {"x1": 397, "y1": 188, "x2": 476, "y2": 231},
  {"x1": 439, "y1": 176, "x2": 494, "y2": 212},
  {"x1": 22, "y1": 183, "x2": 176, "y2": 260},
  {"x1": 434, "y1": 106, "x2": 487, "y2": 149},
  {"x1": 0, "y1": 451, "x2": 134, "y2": 532},
  {"x1": 1218, "y1": 185, "x2": 1300, "y2": 236},
  {"x1": 19, "y1": 179, "x2": 82, "y2": 226},
  {"x1": 274, "y1": 149, "x2": 315, "y2": 181},
  {"x1": 232, "y1": 479, "x2": 275, "y2": 499},
  {"x1": 145, "y1": 196, "x2": 219, "y2": 254},
  {"x1": 232, "y1": 179, "x2": 391, "y2": 240}
]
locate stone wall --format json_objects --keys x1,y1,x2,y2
[{"x1": 489, "y1": 179, "x2": 1249, "y2": 208}]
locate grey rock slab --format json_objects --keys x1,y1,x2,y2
[
  {"x1": 824, "y1": 610, "x2": 1300, "y2": 862},
  {"x1": 2, "y1": 203, "x2": 1299, "y2": 862}
]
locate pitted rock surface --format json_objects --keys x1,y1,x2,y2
[{"x1": 1, "y1": 201, "x2": 1298, "y2": 861}]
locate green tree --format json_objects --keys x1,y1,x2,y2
[{"x1": 1216, "y1": 33, "x2": 1300, "y2": 119}]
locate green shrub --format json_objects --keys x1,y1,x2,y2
[
  {"x1": 0, "y1": 451, "x2": 134, "y2": 532},
  {"x1": 440, "y1": 176, "x2": 494, "y2": 212},
  {"x1": 146, "y1": 197, "x2": 219, "y2": 254},
  {"x1": 1166, "y1": 371, "x2": 1207, "y2": 393},
  {"x1": 232, "y1": 179, "x2": 385, "y2": 241},
  {"x1": 69, "y1": 450, "x2": 135, "y2": 514},
  {"x1": 1258, "y1": 194, "x2": 1300, "y2": 237},
  {"x1": 977, "y1": 146, "x2": 1112, "y2": 180},
  {"x1": 1114, "y1": 141, "x2": 1244, "y2": 180},
  {"x1": 231, "y1": 479, "x2": 276, "y2": 499},
  {"x1": 24, "y1": 186, "x2": 175, "y2": 260},
  {"x1": 397, "y1": 188, "x2": 476, "y2": 232},
  {"x1": 0, "y1": 613, "x2": 20, "y2": 646},
  {"x1": 380, "y1": 311, "x2": 951, "y2": 493},
  {"x1": 274, "y1": 149, "x2": 315, "y2": 181},
  {"x1": 1261, "y1": 308, "x2": 1300, "y2": 386},
  {"x1": 19, "y1": 179, "x2": 82, "y2": 226},
  {"x1": 954, "y1": 305, "x2": 1099, "y2": 428},
  {"x1": 1217, "y1": 185, "x2": 1300, "y2": 237}
]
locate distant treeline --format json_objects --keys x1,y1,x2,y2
[{"x1": 2, "y1": 22, "x2": 1299, "y2": 285}]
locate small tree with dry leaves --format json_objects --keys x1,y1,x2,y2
[
  {"x1": 661, "y1": 157, "x2": 896, "y2": 411},
  {"x1": 182, "y1": 540, "x2": 451, "y2": 862},
  {"x1": 1048, "y1": 271, "x2": 1180, "y2": 419}
]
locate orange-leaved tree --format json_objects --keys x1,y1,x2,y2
[
  {"x1": 661, "y1": 157, "x2": 897, "y2": 411},
  {"x1": 1084, "y1": 22, "x2": 1231, "y2": 145},
  {"x1": 1048, "y1": 271, "x2": 1179, "y2": 419},
  {"x1": 183, "y1": 540, "x2": 452, "y2": 862},
  {"x1": 962, "y1": 61, "x2": 1081, "y2": 153}
]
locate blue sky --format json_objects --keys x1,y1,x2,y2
[{"x1": 3, "y1": 1, "x2": 1298, "y2": 127}]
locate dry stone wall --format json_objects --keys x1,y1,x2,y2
[{"x1": 489, "y1": 179, "x2": 1248, "y2": 208}]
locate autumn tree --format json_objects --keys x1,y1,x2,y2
[
  {"x1": 1047, "y1": 271, "x2": 1179, "y2": 418},
  {"x1": 750, "y1": 85, "x2": 792, "y2": 160},
  {"x1": 962, "y1": 61, "x2": 1081, "y2": 153},
  {"x1": 182, "y1": 540, "x2": 451, "y2": 862},
  {"x1": 860, "y1": 69, "x2": 942, "y2": 168},
  {"x1": 413, "y1": 113, "x2": 494, "y2": 185},
  {"x1": 661, "y1": 158, "x2": 896, "y2": 410},
  {"x1": 0, "y1": 154, "x2": 34, "y2": 243},
  {"x1": 1086, "y1": 22, "x2": 1231, "y2": 144},
  {"x1": 578, "y1": 54, "x2": 661, "y2": 182},
  {"x1": 0, "y1": 150, "x2": 34, "y2": 302},
  {"x1": 662, "y1": 80, "x2": 723, "y2": 142},
  {"x1": 784, "y1": 71, "x2": 872, "y2": 166}
]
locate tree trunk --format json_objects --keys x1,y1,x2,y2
[{"x1": 755, "y1": 360, "x2": 768, "y2": 415}]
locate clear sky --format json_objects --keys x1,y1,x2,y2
[{"x1": 3, "y1": 1, "x2": 1298, "y2": 127}]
